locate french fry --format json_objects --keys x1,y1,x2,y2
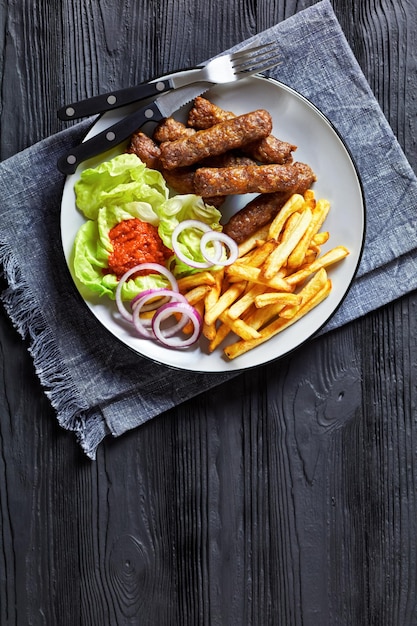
[
  {"x1": 286, "y1": 198, "x2": 330, "y2": 269},
  {"x1": 254, "y1": 292, "x2": 301, "y2": 308},
  {"x1": 226, "y1": 263, "x2": 292, "y2": 291},
  {"x1": 203, "y1": 270, "x2": 224, "y2": 315},
  {"x1": 237, "y1": 239, "x2": 278, "y2": 268},
  {"x1": 183, "y1": 284, "x2": 211, "y2": 305},
  {"x1": 204, "y1": 269, "x2": 224, "y2": 306},
  {"x1": 224, "y1": 274, "x2": 332, "y2": 359},
  {"x1": 178, "y1": 271, "x2": 216, "y2": 291},
  {"x1": 204, "y1": 281, "x2": 246, "y2": 326},
  {"x1": 237, "y1": 223, "x2": 271, "y2": 257},
  {"x1": 202, "y1": 270, "x2": 224, "y2": 340},
  {"x1": 182, "y1": 299, "x2": 205, "y2": 334},
  {"x1": 280, "y1": 211, "x2": 302, "y2": 241},
  {"x1": 261, "y1": 207, "x2": 313, "y2": 279},
  {"x1": 303, "y1": 249, "x2": 319, "y2": 264},
  {"x1": 267, "y1": 193, "x2": 305, "y2": 240},
  {"x1": 228, "y1": 283, "x2": 265, "y2": 319},
  {"x1": 242, "y1": 300, "x2": 287, "y2": 331},
  {"x1": 233, "y1": 244, "x2": 267, "y2": 266},
  {"x1": 202, "y1": 322, "x2": 217, "y2": 341},
  {"x1": 218, "y1": 312, "x2": 262, "y2": 340},
  {"x1": 286, "y1": 246, "x2": 349, "y2": 286},
  {"x1": 231, "y1": 268, "x2": 327, "y2": 342},
  {"x1": 312, "y1": 231, "x2": 329, "y2": 246},
  {"x1": 173, "y1": 286, "x2": 208, "y2": 331},
  {"x1": 139, "y1": 309, "x2": 155, "y2": 320},
  {"x1": 279, "y1": 267, "x2": 328, "y2": 318},
  {"x1": 303, "y1": 188, "x2": 316, "y2": 209},
  {"x1": 208, "y1": 321, "x2": 232, "y2": 352}
]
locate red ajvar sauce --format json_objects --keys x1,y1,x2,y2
[{"x1": 107, "y1": 218, "x2": 172, "y2": 279}]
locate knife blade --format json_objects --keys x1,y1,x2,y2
[
  {"x1": 57, "y1": 81, "x2": 210, "y2": 176},
  {"x1": 57, "y1": 68, "x2": 203, "y2": 121}
]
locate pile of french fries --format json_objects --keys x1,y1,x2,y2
[{"x1": 177, "y1": 189, "x2": 349, "y2": 359}]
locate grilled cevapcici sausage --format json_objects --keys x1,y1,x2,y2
[
  {"x1": 127, "y1": 131, "x2": 162, "y2": 170},
  {"x1": 187, "y1": 96, "x2": 296, "y2": 164},
  {"x1": 223, "y1": 162, "x2": 317, "y2": 244},
  {"x1": 159, "y1": 109, "x2": 273, "y2": 170},
  {"x1": 153, "y1": 117, "x2": 196, "y2": 143},
  {"x1": 128, "y1": 116, "x2": 198, "y2": 167},
  {"x1": 187, "y1": 96, "x2": 235, "y2": 128},
  {"x1": 194, "y1": 162, "x2": 310, "y2": 197},
  {"x1": 161, "y1": 154, "x2": 256, "y2": 207}
]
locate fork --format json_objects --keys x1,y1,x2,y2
[
  {"x1": 58, "y1": 41, "x2": 281, "y2": 120},
  {"x1": 57, "y1": 42, "x2": 282, "y2": 174}
]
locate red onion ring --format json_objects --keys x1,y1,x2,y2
[
  {"x1": 131, "y1": 289, "x2": 189, "y2": 338},
  {"x1": 131, "y1": 288, "x2": 171, "y2": 312},
  {"x1": 171, "y1": 219, "x2": 222, "y2": 269},
  {"x1": 131, "y1": 307, "x2": 155, "y2": 338},
  {"x1": 200, "y1": 230, "x2": 239, "y2": 266},
  {"x1": 115, "y1": 262, "x2": 179, "y2": 322},
  {"x1": 151, "y1": 301, "x2": 202, "y2": 347}
]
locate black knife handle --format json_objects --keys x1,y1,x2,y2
[
  {"x1": 57, "y1": 101, "x2": 165, "y2": 175},
  {"x1": 57, "y1": 79, "x2": 173, "y2": 120}
]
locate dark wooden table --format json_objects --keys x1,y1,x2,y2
[{"x1": 1, "y1": 1, "x2": 416, "y2": 624}]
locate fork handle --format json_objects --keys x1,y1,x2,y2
[{"x1": 57, "y1": 79, "x2": 173, "y2": 120}]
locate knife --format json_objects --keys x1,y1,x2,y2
[
  {"x1": 57, "y1": 68, "x2": 202, "y2": 121},
  {"x1": 57, "y1": 81, "x2": 210, "y2": 176}
]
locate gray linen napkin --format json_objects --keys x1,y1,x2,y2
[{"x1": 1, "y1": 0, "x2": 416, "y2": 458}]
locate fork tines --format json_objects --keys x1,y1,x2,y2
[{"x1": 232, "y1": 42, "x2": 281, "y2": 75}]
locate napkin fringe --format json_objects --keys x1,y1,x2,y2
[{"x1": 0, "y1": 243, "x2": 105, "y2": 458}]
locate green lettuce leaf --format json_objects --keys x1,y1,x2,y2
[{"x1": 74, "y1": 153, "x2": 168, "y2": 220}]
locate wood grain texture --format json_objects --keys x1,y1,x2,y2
[{"x1": 1, "y1": 0, "x2": 417, "y2": 624}]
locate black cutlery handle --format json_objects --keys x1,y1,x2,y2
[
  {"x1": 57, "y1": 79, "x2": 172, "y2": 120},
  {"x1": 57, "y1": 101, "x2": 164, "y2": 175}
]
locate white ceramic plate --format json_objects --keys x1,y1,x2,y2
[{"x1": 61, "y1": 74, "x2": 365, "y2": 372}]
